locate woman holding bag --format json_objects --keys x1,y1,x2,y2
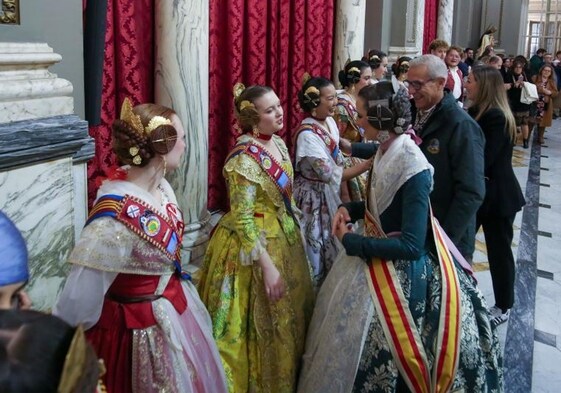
[
  {"x1": 504, "y1": 59, "x2": 532, "y2": 147},
  {"x1": 532, "y1": 64, "x2": 558, "y2": 144}
]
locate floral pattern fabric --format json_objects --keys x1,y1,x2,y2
[{"x1": 197, "y1": 135, "x2": 314, "y2": 393}]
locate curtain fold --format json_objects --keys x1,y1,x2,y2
[
  {"x1": 423, "y1": 0, "x2": 439, "y2": 53},
  {"x1": 86, "y1": 0, "x2": 154, "y2": 205},
  {"x1": 208, "y1": 0, "x2": 335, "y2": 210}
]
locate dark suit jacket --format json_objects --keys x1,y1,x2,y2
[{"x1": 469, "y1": 107, "x2": 526, "y2": 217}]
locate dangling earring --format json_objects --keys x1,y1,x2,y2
[
  {"x1": 311, "y1": 109, "x2": 317, "y2": 118},
  {"x1": 252, "y1": 125, "x2": 260, "y2": 139},
  {"x1": 162, "y1": 156, "x2": 167, "y2": 178}
]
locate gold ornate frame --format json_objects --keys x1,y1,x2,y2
[{"x1": 0, "y1": 0, "x2": 20, "y2": 25}]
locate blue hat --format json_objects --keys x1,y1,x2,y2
[{"x1": 0, "y1": 211, "x2": 29, "y2": 286}]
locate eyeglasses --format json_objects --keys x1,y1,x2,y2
[{"x1": 404, "y1": 78, "x2": 435, "y2": 90}]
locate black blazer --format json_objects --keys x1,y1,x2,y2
[{"x1": 469, "y1": 107, "x2": 526, "y2": 217}]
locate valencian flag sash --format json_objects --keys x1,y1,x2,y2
[
  {"x1": 363, "y1": 206, "x2": 461, "y2": 393},
  {"x1": 294, "y1": 123, "x2": 340, "y2": 160},
  {"x1": 225, "y1": 141, "x2": 296, "y2": 220},
  {"x1": 85, "y1": 194, "x2": 191, "y2": 280}
]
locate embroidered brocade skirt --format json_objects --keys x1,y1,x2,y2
[
  {"x1": 86, "y1": 273, "x2": 227, "y2": 393},
  {"x1": 197, "y1": 212, "x2": 315, "y2": 393}
]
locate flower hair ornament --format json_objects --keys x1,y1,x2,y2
[{"x1": 394, "y1": 117, "x2": 406, "y2": 134}]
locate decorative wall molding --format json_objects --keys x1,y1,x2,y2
[{"x1": 0, "y1": 0, "x2": 20, "y2": 24}]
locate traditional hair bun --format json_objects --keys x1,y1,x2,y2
[
  {"x1": 112, "y1": 119, "x2": 154, "y2": 167},
  {"x1": 149, "y1": 124, "x2": 177, "y2": 155}
]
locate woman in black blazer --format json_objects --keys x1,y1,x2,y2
[{"x1": 465, "y1": 65, "x2": 526, "y2": 327}]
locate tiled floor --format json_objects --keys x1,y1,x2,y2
[{"x1": 474, "y1": 121, "x2": 561, "y2": 392}]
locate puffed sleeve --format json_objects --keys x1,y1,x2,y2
[{"x1": 225, "y1": 169, "x2": 267, "y2": 265}]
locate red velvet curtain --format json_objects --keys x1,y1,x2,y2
[
  {"x1": 208, "y1": 0, "x2": 335, "y2": 210},
  {"x1": 86, "y1": 0, "x2": 154, "y2": 204},
  {"x1": 423, "y1": 0, "x2": 439, "y2": 53}
]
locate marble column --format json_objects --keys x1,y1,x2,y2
[
  {"x1": 388, "y1": 0, "x2": 425, "y2": 62},
  {"x1": 332, "y1": 0, "x2": 366, "y2": 83},
  {"x1": 155, "y1": 0, "x2": 211, "y2": 269},
  {"x1": 0, "y1": 43, "x2": 93, "y2": 311},
  {"x1": 437, "y1": 0, "x2": 454, "y2": 44}
]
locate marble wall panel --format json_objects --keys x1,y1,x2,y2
[
  {"x1": 332, "y1": 0, "x2": 366, "y2": 82},
  {"x1": 155, "y1": 0, "x2": 211, "y2": 268},
  {"x1": 0, "y1": 158, "x2": 74, "y2": 311}
]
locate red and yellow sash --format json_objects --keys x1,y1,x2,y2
[
  {"x1": 294, "y1": 123, "x2": 340, "y2": 160},
  {"x1": 363, "y1": 208, "x2": 461, "y2": 393}
]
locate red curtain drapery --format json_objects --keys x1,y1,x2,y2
[
  {"x1": 208, "y1": 0, "x2": 335, "y2": 210},
  {"x1": 423, "y1": 0, "x2": 439, "y2": 53},
  {"x1": 86, "y1": 0, "x2": 154, "y2": 205}
]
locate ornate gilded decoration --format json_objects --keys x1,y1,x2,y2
[{"x1": 0, "y1": 0, "x2": 20, "y2": 25}]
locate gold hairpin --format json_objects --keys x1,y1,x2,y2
[
  {"x1": 348, "y1": 67, "x2": 360, "y2": 74},
  {"x1": 233, "y1": 82, "x2": 246, "y2": 100}
]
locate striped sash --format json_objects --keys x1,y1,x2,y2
[
  {"x1": 294, "y1": 123, "x2": 340, "y2": 160},
  {"x1": 363, "y1": 207, "x2": 461, "y2": 393}
]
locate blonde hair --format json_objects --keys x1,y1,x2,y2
[{"x1": 470, "y1": 66, "x2": 516, "y2": 141}]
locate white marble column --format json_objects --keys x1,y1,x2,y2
[
  {"x1": 388, "y1": 0, "x2": 425, "y2": 61},
  {"x1": 155, "y1": 0, "x2": 211, "y2": 269},
  {"x1": 332, "y1": 0, "x2": 366, "y2": 83},
  {"x1": 437, "y1": 0, "x2": 454, "y2": 43}
]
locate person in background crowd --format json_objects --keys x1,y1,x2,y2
[
  {"x1": 504, "y1": 59, "x2": 532, "y2": 148},
  {"x1": 428, "y1": 38, "x2": 449, "y2": 60},
  {"x1": 54, "y1": 99, "x2": 228, "y2": 393},
  {"x1": 445, "y1": 45, "x2": 465, "y2": 105},
  {"x1": 198, "y1": 84, "x2": 314, "y2": 393},
  {"x1": 500, "y1": 56, "x2": 512, "y2": 79},
  {"x1": 488, "y1": 55, "x2": 503, "y2": 70},
  {"x1": 532, "y1": 64, "x2": 558, "y2": 144},
  {"x1": 552, "y1": 50, "x2": 561, "y2": 118},
  {"x1": 543, "y1": 52, "x2": 553, "y2": 66},
  {"x1": 363, "y1": 49, "x2": 389, "y2": 83},
  {"x1": 0, "y1": 211, "x2": 31, "y2": 311},
  {"x1": 335, "y1": 60, "x2": 372, "y2": 203},
  {"x1": 529, "y1": 48, "x2": 546, "y2": 77},
  {"x1": 464, "y1": 47, "x2": 475, "y2": 67},
  {"x1": 465, "y1": 65, "x2": 525, "y2": 327}
]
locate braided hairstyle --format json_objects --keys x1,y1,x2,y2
[
  {"x1": 112, "y1": 103, "x2": 178, "y2": 167},
  {"x1": 298, "y1": 76, "x2": 333, "y2": 113},
  {"x1": 338, "y1": 60, "x2": 370, "y2": 88},
  {"x1": 358, "y1": 81, "x2": 412, "y2": 133},
  {"x1": 233, "y1": 85, "x2": 272, "y2": 132}
]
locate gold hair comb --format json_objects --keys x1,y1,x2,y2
[
  {"x1": 348, "y1": 67, "x2": 360, "y2": 74},
  {"x1": 301, "y1": 72, "x2": 312, "y2": 87},
  {"x1": 120, "y1": 98, "x2": 144, "y2": 135},
  {"x1": 146, "y1": 116, "x2": 172, "y2": 134},
  {"x1": 233, "y1": 82, "x2": 246, "y2": 100},
  {"x1": 304, "y1": 86, "x2": 320, "y2": 97},
  {"x1": 239, "y1": 100, "x2": 255, "y2": 111}
]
